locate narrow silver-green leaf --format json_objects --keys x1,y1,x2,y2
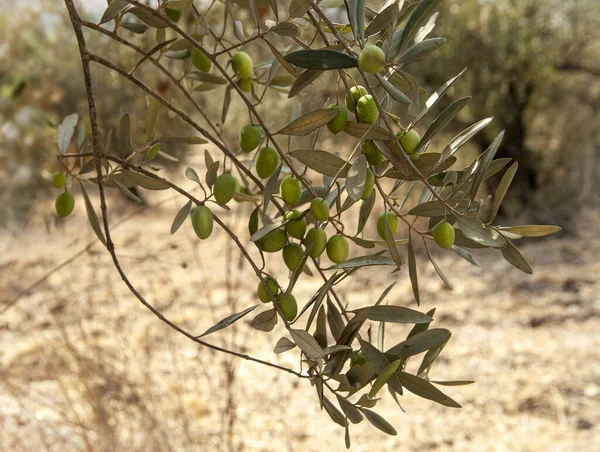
[
  {"x1": 80, "y1": 182, "x2": 106, "y2": 246},
  {"x1": 368, "y1": 360, "x2": 402, "y2": 399},
  {"x1": 276, "y1": 109, "x2": 338, "y2": 136},
  {"x1": 489, "y1": 161, "x2": 517, "y2": 223},
  {"x1": 284, "y1": 49, "x2": 358, "y2": 70},
  {"x1": 397, "y1": 0, "x2": 443, "y2": 53},
  {"x1": 387, "y1": 328, "x2": 451, "y2": 358},
  {"x1": 407, "y1": 236, "x2": 420, "y2": 305},
  {"x1": 414, "y1": 97, "x2": 471, "y2": 154},
  {"x1": 289, "y1": 149, "x2": 350, "y2": 177},
  {"x1": 57, "y1": 113, "x2": 78, "y2": 155},
  {"x1": 114, "y1": 180, "x2": 143, "y2": 204},
  {"x1": 497, "y1": 225, "x2": 561, "y2": 238},
  {"x1": 360, "y1": 408, "x2": 397, "y2": 435},
  {"x1": 171, "y1": 199, "x2": 192, "y2": 234},
  {"x1": 411, "y1": 68, "x2": 466, "y2": 127},
  {"x1": 346, "y1": 154, "x2": 367, "y2": 201},
  {"x1": 500, "y1": 238, "x2": 533, "y2": 274},
  {"x1": 200, "y1": 305, "x2": 257, "y2": 337},
  {"x1": 100, "y1": 0, "x2": 130, "y2": 24},
  {"x1": 129, "y1": 38, "x2": 177, "y2": 74},
  {"x1": 398, "y1": 371, "x2": 461, "y2": 408},
  {"x1": 359, "y1": 305, "x2": 432, "y2": 324},
  {"x1": 397, "y1": 37, "x2": 446, "y2": 64},
  {"x1": 455, "y1": 215, "x2": 506, "y2": 248}
]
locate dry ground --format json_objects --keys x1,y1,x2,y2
[{"x1": 1, "y1": 189, "x2": 599, "y2": 452}]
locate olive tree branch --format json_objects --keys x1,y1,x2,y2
[
  {"x1": 123, "y1": 0, "x2": 317, "y2": 198},
  {"x1": 63, "y1": 0, "x2": 305, "y2": 379}
]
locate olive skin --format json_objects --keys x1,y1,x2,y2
[
  {"x1": 231, "y1": 51, "x2": 253, "y2": 79},
  {"x1": 191, "y1": 206, "x2": 214, "y2": 239},
  {"x1": 362, "y1": 140, "x2": 385, "y2": 166},
  {"x1": 397, "y1": 129, "x2": 421, "y2": 155},
  {"x1": 358, "y1": 45, "x2": 385, "y2": 74},
  {"x1": 257, "y1": 276, "x2": 279, "y2": 303},
  {"x1": 52, "y1": 172, "x2": 66, "y2": 189},
  {"x1": 377, "y1": 212, "x2": 398, "y2": 240},
  {"x1": 280, "y1": 176, "x2": 302, "y2": 206},
  {"x1": 261, "y1": 229, "x2": 287, "y2": 253},
  {"x1": 282, "y1": 243, "x2": 304, "y2": 271},
  {"x1": 277, "y1": 294, "x2": 298, "y2": 322},
  {"x1": 255, "y1": 146, "x2": 280, "y2": 179},
  {"x1": 240, "y1": 124, "x2": 262, "y2": 153},
  {"x1": 305, "y1": 227, "x2": 327, "y2": 258},
  {"x1": 191, "y1": 48, "x2": 212, "y2": 72},
  {"x1": 361, "y1": 169, "x2": 375, "y2": 201},
  {"x1": 310, "y1": 197, "x2": 329, "y2": 222},
  {"x1": 327, "y1": 104, "x2": 347, "y2": 134},
  {"x1": 356, "y1": 95, "x2": 379, "y2": 124},
  {"x1": 345, "y1": 85, "x2": 368, "y2": 110},
  {"x1": 327, "y1": 234, "x2": 349, "y2": 264},
  {"x1": 213, "y1": 174, "x2": 237, "y2": 205},
  {"x1": 55, "y1": 192, "x2": 75, "y2": 218},
  {"x1": 284, "y1": 210, "x2": 306, "y2": 239},
  {"x1": 164, "y1": 8, "x2": 183, "y2": 22},
  {"x1": 432, "y1": 221, "x2": 455, "y2": 249}
]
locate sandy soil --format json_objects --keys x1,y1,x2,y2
[{"x1": 1, "y1": 191, "x2": 599, "y2": 452}]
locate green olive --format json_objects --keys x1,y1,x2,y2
[
  {"x1": 55, "y1": 192, "x2": 75, "y2": 218},
  {"x1": 240, "y1": 124, "x2": 262, "y2": 153},
  {"x1": 356, "y1": 95, "x2": 379, "y2": 124},
  {"x1": 361, "y1": 169, "x2": 375, "y2": 201},
  {"x1": 432, "y1": 221, "x2": 455, "y2": 249},
  {"x1": 277, "y1": 294, "x2": 298, "y2": 322},
  {"x1": 282, "y1": 243, "x2": 304, "y2": 271},
  {"x1": 358, "y1": 45, "x2": 385, "y2": 74},
  {"x1": 213, "y1": 174, "x2": 237, "y2": 205},
  {"x1": 362, "y1": 140, "x2": 385, "y2": 166},
  {"x1": 231, "y1": 51, "x2": 253, "y2": 79},
  {"x1": 326, "y1": 234, "x2": 349, "y2": 264},
  {"x1": 377, "y1": 212, "x2": 398, "y2": 240},
  {"x1": 310, "y1": 197, "x2": 329, "y2": 222},
  {"x1": 191, "y1": 205, "x2": 214, "y2": 239},
  {"x1": 257, "y1": 276, "x2": 279, "y2": 303},
  {"x1": 305, "y1": 227, "x2": 327, "y2": 258},
  {"x1": 326, "y1": 104, "x2": 347, "y2": 135},
  {"x1": 191, "y1": 48, "x2": 212, "y2": 72},
  {"x1": 280, "y1": 176, "x2": 302, "y2": 206},
  {"x1": 261, "y1": 229, "x2": 287, "y2": 253},
  {"x1": 255, "y1": 146, "x2": 280, "y2": 179},
  {"x1": 284, "y1": 210, "x2": 307, "y2": 239}
]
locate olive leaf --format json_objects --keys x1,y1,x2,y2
[
  {"x1": 289, "y1": 150, "x2": 351, "y2": 177},
  {"x1": 250, "y1": 309, "x2": 278, "y2": 332},
  {"x1": 397, "y1": 371, "x2": 461, "y2": 408},
  {"x1": 357, "y1": 305, "x2": 432, "y2": 324},
  {"x1": 171, "y1": 200, "x2": 192, "y2": 235},
  {"x1": 284, "y1": 49, "x2": 359, "y2": 70},
  {"x1": 200, "y1": 305, "x2": 258, "y2": 337},
  {"x1": 274, "y1": 336, "x2": 297, "y2": 354},
  {"x1": 346, "y1": 154, "x2": 367, "y2": 201},
  {"x1": 57, "y1": 113, "x2": 79, "y2": 155}
]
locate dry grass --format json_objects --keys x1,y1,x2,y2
[{"x1": 1, "y1": 180, "x2": 599, "y2": 451}]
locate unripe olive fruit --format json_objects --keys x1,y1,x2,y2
[
  {"x1": 410, "y1": 152, "x2": 421, "y2": 161},
  {"x1": 282, "y1": 243, "x2": 304, "y2": 271},
  {"x1": 310, "y1": 197, "x2": 329, "y2": 222},
  {"x1": 432, "y1": 221, "x2": 455, "y2": 249},
  {"x1": 255, "y1": 146, "x2": 280, "y2": 179},
  {"x1": 277, "y1": 294, "x2": 298, "y2": 322},
  {"x1": 257, "y1": 276, "x2": 279, "y2": 303},
  {"x1": 280, "y1": 176, "x2": 302, "y2": 206},
  {"x1": 305, "y1": 227, "x2": 327, "y2": 258},
  {"x1": 231, "y1": 51, "x2": 253, "y2": 79},
  {"x1": 362, "y1": 140, "x2": 385, "y2": 166},
  {"x1": 261, "y1": 228, "x2": 287, "y2": 253},
  {"x1": 55, "y1": 191, "x2": 75, "y2": 218},
  {"x1": 52, "y1": 172, "x2": 66, "y2": 189},
  {"x1": 352, "y1": 352, "x2": 368, "y2": 367},
  {"x1": 238, "y1": 77, "x2": 252, "y2": 92},
  {"x1": 345, "y1": 85, "x2": 368, "y2": 110},
  {"x1": 377, "y1": 212, "x2": 398, "y2": 240},
  {"x1": 191, "y1": 205, "x2": 214, "y2": 239},
  {"x1": 356, "y1": 95, "x2": 379, "y2": 124},
  {"x1": 397, "y1": 129, "x2": 421, "y2": 155},
  {"x1": 213, "y1": 173, "x2": 237, "y2": 205},
  {"x1": 358, "y1": 45, "x2": 385, "y2": 74},
  {"x1": 240, "y1": 123, "x2": 262, "y2": 153},
  {"x1": 361, "y1": 169, "x2": 375, "y2": 201},
  {"x1": 164, "y1": 8, "x2": 182, "y2": 22},
  {"x1": 191, "y1": 48, "x2": 212, "y2": 72},
  {"x1": 327, "y1": 234, "x2": 349, "y2": 264},
  {"x1": 284, "y1": 210, "x2": 306, "y2": 239},
  {"x1": 327, "y1": 104, "x2": 347, "y2": 135}
]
